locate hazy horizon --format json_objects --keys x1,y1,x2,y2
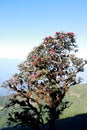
[{"x1": 0, "y1": 58, "x2": 22, "y2": 84}]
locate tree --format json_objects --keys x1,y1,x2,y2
[{"x1": 2, "y1": 32, "x2": 87, "y2": 130}]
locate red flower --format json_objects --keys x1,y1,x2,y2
[
  {"x1": 67, "y1": 32, "x2": 74, "y2": 37},
  {"x1": 49, "y1": 49, "x2": 54, "y2": 54},
  {"x1": 32, "y1": 56, "x2": 36, "y2": 59},
  {"x1": 47, "y1": 55, "x2": 51, "y2": 59},
  {"x1": 13, "y1": 77, "x2": 17, "y2": 82},
  {"x1": 31, "y1": 73, "x2": 40, "y2": 79},
  {"x1": 60, "y1": 35, "x2": 64, "y2": 39},
  {"x1": 49, "y1": 36, "x2": 52, "y2": 39},
  {"x1": 45, "y1": 37, "x2": 49, "y2": 40},
  {"x1": 55, "y1": 32, "x2": 59, "y2": 35},
  {"x1": 45, "y1": 36, "x2": 52, "y2": 44},
  {"x1": 45, "y1": 36, "x2": 52, "y2": 40},
  {"x1": 31, "y1": 62, "x2": 35, "y2": 65}
]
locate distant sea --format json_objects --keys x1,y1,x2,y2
[{"x1": 0, "y1": 58, "x2": 23, "y2": 96}]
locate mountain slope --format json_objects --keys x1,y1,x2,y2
[
  {"x1": 60, "y1": 84, "x2": 87, "y2": 119},
  {"x1": 0, "y1": 84, "x2": 87, "y2": 129}
]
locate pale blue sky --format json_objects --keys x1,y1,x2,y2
[{"x1": 0, "y1": 0, "x2": 87, "y2": 59}]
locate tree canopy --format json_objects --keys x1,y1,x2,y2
[{"x1": 2, "y1": 32, "x2": 87, "y2": 130}]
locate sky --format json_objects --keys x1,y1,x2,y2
[
  {"x1": 0, "y1": 0, "x2": 87, "y2": 93},
  {"x1": 0, "y1": 0, "x2": 87, "y2": 60}
]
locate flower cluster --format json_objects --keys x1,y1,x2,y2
[
  {"x1": 31, "y1": 73, "x2": 40, "y2": 79},
  {"x1": 55, "y1": 31, "x2": 74, "y2": 38},
  {"x1": 45, "y1": 36, "x2": 53, "y2": 44},
  {"x1": 67, "y1": 32, "x2": 74, "y2": 37},
  {"x1": 49, "y1": 49, "x2": 54, "y2": 54}
]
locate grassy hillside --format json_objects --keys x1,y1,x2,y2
[
  {"x1": 0, "y1": 96, "x2": 12, "y2": 129},
  {"x1": 0, "y1": 84, "x2": 87, "y2": 129},
  {"x1": 60, "y1": 84, "x2": 87, "y2": 119}
]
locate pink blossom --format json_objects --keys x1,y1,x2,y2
[
  {"x1": 31, "y1": 62, "x2": 35, "y2": 65},
  {"x1": 31, "y1": 73, "x2": 40, "y2": 79},
  {"x1": 47, "y1": 55, "x2": 51, "y2": 60},
  {"x1": 60, "y1": 46, "x2": 63, "y2": 49},
  {"x1": 13, "y1": 77, "x2": 17, "y2": 82},
  {"x1": 45, "y1": 36, "x2": 52, "y2": 40},
  {"x1": 32, "y1": 56, "x2": 36, "y2": 59},
  {"x1": 45, "y1": 36, "x2": 52, "y2": 44},
  {"x1": 60, "y1": 35, "x2": 64, "y2": 39},
  {"x1": 67, "y1": 32, "x2": 74, "y2": 37},
  {"x1": 45, "y1": 37, "x2": 49, "y2": 40},
  {"x1": 49, "y1": 49, "x2": 54, "y2": 54},
  {"x1": 49, "y1": 36, "x2": 52, "y2": 39},
  {"x1": 55, "y1": 32, "x2": 59, "y2": 35}
]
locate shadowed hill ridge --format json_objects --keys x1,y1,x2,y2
[{"x1": 1, "y1": 114, "x2": 87, "y2": 130}]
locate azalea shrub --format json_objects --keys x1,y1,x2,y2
[{"x1": 2, "y1": 32, "x2": 87, "y2": 130}]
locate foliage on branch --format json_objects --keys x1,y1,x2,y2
[{"x1": 2, "y1": 32, "x2": 87, "y2": 130}]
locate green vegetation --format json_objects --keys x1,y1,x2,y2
[
  {"x1": 60, "y1": 84, "x2": 87, "y2": 119},
  {"x1": 0, "y1": 96, "x2": 10, "y2": 128},
  {"x1": 0, "y1": 84, "x2": 87, "y2": 129}
]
